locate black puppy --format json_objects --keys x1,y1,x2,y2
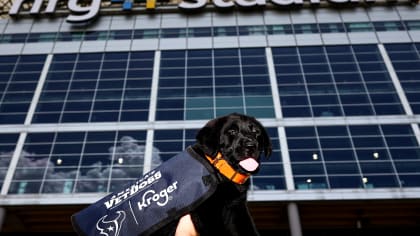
[{"x1": 155, "y1": 113, "x2": 272, "y2": 236}]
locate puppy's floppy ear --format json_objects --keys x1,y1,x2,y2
[
  {"x1": 196, "y1": 115, "x2": 229, "y2": 156},
  {"x1": 253, "y1": 118, "x2": 272, "y2": 159}
]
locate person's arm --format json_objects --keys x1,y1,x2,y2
[{"x1": 175, "y1": 214, "x2": 199, "y2": 236}]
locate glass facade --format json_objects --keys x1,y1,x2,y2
[
  {"x1": 386, "y1": 43, "x2": 420, "y2": 114},
  {"x1": 0, "y1": 7, "x2": 419, "y2": 201},
  {"x1": 274, "y1": 45, "x2": 404, "y2": 117},
  {"x1": 33, "y1": 52, "x2": 154, "y2": 123},
  {"x1": 157, "y1": 48, "x2": 274, "y2": 120},
  {"x1": 1, "y1": 43, "x2": 419, "y2": 195},
  {"x1": 0, "y1": 134, "x2": 19, "y2": 190},
  {"x1": 10, "y1": 130, "x2": 147, "y2": 194},
  {"x1": 288, "y1": 124, "x2": 420, "y2": 189},
  {"x1": 0, "y1": 55, "x2": 46, "y2": 124},
  {"x1": 1, "y1": 4, "x2": 420, "y2": 235}
]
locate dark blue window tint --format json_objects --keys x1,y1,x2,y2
[
  {"x1": 153, "y1": 129, "x2": 196, "y2": 163},
  {"x1": 373, "y1": 21, "x2": 405, "y2": 31},
  {"x1": 345, "y1": 22, "x2": 374, "y2": 32},
  {"x1": 161, "y1": 28, "x2": 187, "y2": 38},
  {"x1": 386, "y1": 43, "x2": 420, "y2": 114},
  {"x1": 286, "y1": 124, "x2": 420, "y2": 189},
  {"x1": 404, "y1": 21, "x2": 420, "y2": 30},
  {"x1": 0, "y1": 133, "x2": 19, "y2": 189},
  {"x1": 273, "y1": 44, "x2": 403, "y2": 118},
  {"x1": 238, "y1": 25, "x2": 266, "y2": 36},
  {"x1": 293, "y1": 24, "x2": 319, "y2": 34},
  {"x1": 26, "y1": 32, "x2": 57, "y2": 43},
  {"x1": 157, "y1": 48, "x2": 274, "y2": 121},
  {"x1": 133, "y1": 29, "x2": 160, "y2": 39},
  {"x1": 329, "y1": 176, "x2": 362, "y2": 188},
  {"x1": 33, "y1": 52, "x2": 153, "y2": 123},
  {"x1": 213, "y1": 26, "x2": 238, "y2": 36},
  {"x1": 267, "y1": 25, "x2": 293, "y2": 35},
  {"x1": 188, "y1": 27, "x2": 212, "y2": 37},
  {"x1": 319, "y1": 23, "x2": 346, "y2": 33},
  {"x1": 0, "y1": 55, "x2": 46, "y2": 124}
]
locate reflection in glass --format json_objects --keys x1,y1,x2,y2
[{"x1": 10, "y1": 133, "x2": 155, "y2": 194}]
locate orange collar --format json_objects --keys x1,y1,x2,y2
[{"x1": 205, "y1": 152, "x2": 250, "y2": 185}]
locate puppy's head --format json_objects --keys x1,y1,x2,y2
[{"x1": 196, "y1": 113, "x2": 272, "y2": 175}]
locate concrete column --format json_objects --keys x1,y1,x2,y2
[
  {"x1": 288, "y1": 202, "x2": 302, "y2": 236},
  {"x1": 0, "y1": 207, "x2": 5, "y2": 231}
]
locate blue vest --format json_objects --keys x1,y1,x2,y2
[{"x1": 72, "y1": 147, "x2": 218, "y2": 236}]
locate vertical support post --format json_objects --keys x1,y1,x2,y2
[
  {"x1": 143, "y1": 50, "x2": 161, "y2": 174},
  {"x1": 378, "y1": 44, "x2": 413, "y2": 115},
  {"x1": 288, "y1": 202, "x2": 302, "y2": 236},
  {"x1": 0, "y1": 207, "x2": 5, "y2": 231},
  {"x1": 25, "y1": 54, "x2": 53, "y2": 125},
  {"x1": 266, "y1": 47, "x2": 296, "y2": 190}
]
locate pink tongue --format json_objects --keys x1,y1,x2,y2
[{"x1": 239, "y1": 158, "x2": 259, "y2": 172}]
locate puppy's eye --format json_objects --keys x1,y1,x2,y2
[
  {"x1": 227, "y1": 129, "x2": 238, "y2": 136},
  {"x1": 250, "y1": 125, "x2": 260, "y2": 136}
]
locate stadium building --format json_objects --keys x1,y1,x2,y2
[{"x1": 0, "y1": 0, "x2": 420, "y2": 234}]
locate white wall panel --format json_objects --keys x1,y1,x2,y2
[
  {"x1": 53, "y1": 41, "x2": 81, "y2": 53},
  {"x1": 315, "y1": 8, "x2": 342, "y2": 23},
  {"x1": 80, "y1": 40, "x2": 106, "y2": 52},
  {"x1": 237, "y1": 12, "x2": 264, "y2": 25},
  {"x1": 105, "y1": 40, "x2": 132, "y2": 51},
  {"x1": 0, "y1": 44, "x2": 23, "y2": 55},
  {"x1": 30, "y1": 19, "x2": 62, "y2": 33},
  {"x1": 264, "y1": 11, "x2": 291, "y2": 25},
  {"x1": 188, "y1": 13, "x2": 212, "y2": 27},
  {"x1": 5, "y1": 19, "x2": 32, "y2": 33},
  {"x1": 135, "y1": 15, "x2": 162, "y2": 29},
  {"x1": 377, "y1": 31, "x2": 411, "y2": 43},
  {"x1": 296, "y1": 34, "x2": 322, "y2": 45},
  {"x1": 159, "y1": 38, "x2": 187, "y2": 50},
  {"x1": 321, "y1": 33, "x2": 349, "y2": 45},
  {"x1": 409, "y1": 31, "x2": 420, "y2": 42},
  {"x1": 110, "y1": 16, "x2": 135, "y2": 30},
  {"x1": 187, "y1": 38, "x2": 213, "y2": 49},
  {"x1": 267, "y1": 35, "x2": 296, "y2": 47},
  {"x1": 161, "y1": 13, "x2": 188, "y2": 28},
  {"x1": 213, "y1": 36, "x2": 239, "y2": 48},
  {"x1": 80, "y1": 16, "x2": 111, "y2": 31},
  {"x1": 0, "y1": 20, "x2": 7, "y2": 33},
  {"x1": 340, "y1": 8, "x2": 369, "y2": 22},
  {"x1": 131, "y1": 39, "x2": 159, "y2": 50},
  {"x1": 239, "y1": 36, "x2": 267, "y2": 47},
  {"x1": 290, "y1": 9, "x2": 316, "y2": 24},
  {"x1": 397, "y1": 5, "x2": 420, "y2": 20},
  {"x1": 367, "y1": 6, "x2": 400, "y2": 21},
  {"x1": 348, "y1": 32, "x2": 378, "y2": 44},
  {"x1": 22, "y1": 42, "x2": 54, "y2": 54},
  {"x1": 212, "y1": 12, "x2": 237, "y2": 26}
]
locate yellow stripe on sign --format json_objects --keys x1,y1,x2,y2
[{"x1": 146, "y1": 0, "x2": 156, "y2": 9}]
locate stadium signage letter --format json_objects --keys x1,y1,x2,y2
[
  {"x1": 9, "y1": 0, "x2": 101, "y2": 23},
  {"x1": 9, "y1": 0, "x2": 401, "y2": 24},
  {"x1": 179, "y1": 0, "x2": 377, "y2": 10}
]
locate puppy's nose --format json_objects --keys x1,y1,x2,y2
[
  {"x1": 244, "y1": 141, "x2": 257, "y2": 151},
  {"x1": 245, "y1": 141, "x2": 256, "y2": 147},
  {"x1": 240, "y1": 135, "x2": 257, "y2": 149},
  {"x1": 244, "y1": 135, "x2": 255, "y2": 142}
]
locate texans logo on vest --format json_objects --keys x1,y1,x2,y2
[
  {"x1": 96, "y1": 211, "x2": 126, "y2": 236},
  {"x1": 72, "y1": 147, "x2": 217, "y2": 236}
]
